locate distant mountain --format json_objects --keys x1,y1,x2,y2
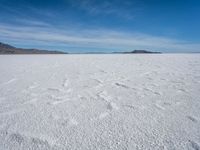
[
  {"x1": 0, "y1": 42, "x2": 67, "y2": 54},
  {"x1": 113, "y1": 50, "x2": 161, "y2": 54},
  {"x1": 123, "y1": 50, "x2": 161, "y2": 54}
]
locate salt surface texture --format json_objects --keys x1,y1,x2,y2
[{"x1": 0, "y1": 54, "x2": 200, "y2": 150}]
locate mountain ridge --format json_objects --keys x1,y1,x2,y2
[
  {"x1": 0, "y1": 42, "x2": 67, "y2": 54},
  {"x1": 113, "y1": 50, "x2": 161, "y2": 54}
]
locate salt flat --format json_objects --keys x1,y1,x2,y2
[{"x1": 0, "y1": 54, "x2": 200, "y2": 150}]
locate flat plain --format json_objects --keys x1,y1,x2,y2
[{"x1": 0, "y1": 54, "x2": 200, "y2": 150}]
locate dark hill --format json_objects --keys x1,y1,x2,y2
[
  {"x1": 0, "y1": 42, "x2": 67, "y2": 54},
  {"x1": 123, "y1": 50, "x2": 161, "y2": 54}
]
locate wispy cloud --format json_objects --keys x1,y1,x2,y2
[
  {"x1": 0, "y1": 22, "x2": 199, "y2": 52},
  {"x1": 70, "y1": 0, "x2": 138, "y2": 20},
  {"x1": 12, "y1": 19, "x2": 50, "y2": 27}
]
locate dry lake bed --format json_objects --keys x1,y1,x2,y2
[{"x1": 0, "y1": 54, "x2": 200, "y2": 150}]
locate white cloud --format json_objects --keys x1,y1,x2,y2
[
  {"x1": 70, "y1": 0, "x2": 136, "y2": 20},
  {"x1": 0, "y1": 23, "x2": 199, "y2": 52}
]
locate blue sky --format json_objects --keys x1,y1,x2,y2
[{"x1": 0, "y1": 0, "x2": 200, "y2": 53}]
